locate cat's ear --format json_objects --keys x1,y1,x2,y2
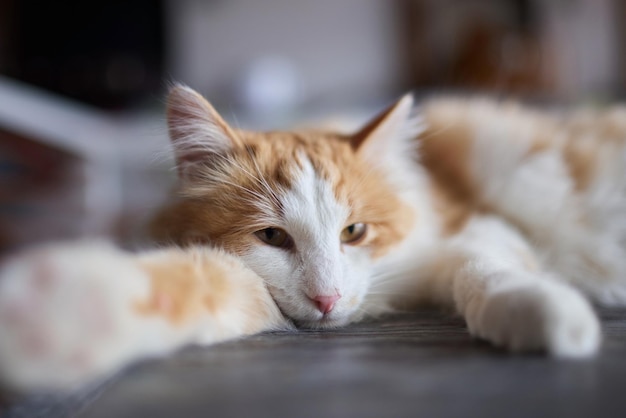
[
  {"x1": 350, "y1": 94, "x2": 422, "y2": 168},
  {"x1": 166, "y1": 84, "x2": 240, "y2": 178}
]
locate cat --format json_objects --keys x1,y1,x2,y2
[{"x1": 1, "y1": 84, "x2": 625, "y2": 392}]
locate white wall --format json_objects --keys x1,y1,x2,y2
[
  {"x1": 540, "y1": 0, "x2": 618, "y2": 98},
  {"x1": 165, "y1": 0, "x2": 403, "y2": 108}
]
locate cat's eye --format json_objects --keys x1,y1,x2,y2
[
  {"x1": 341, "y1": 223, "x2": 367, "y2": 245},
  {"x1": 254, "y1": 227, "x2": 293, "y2": 249}
]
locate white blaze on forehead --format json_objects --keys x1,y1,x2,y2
[{"x1": 280, "y1": 155, "x2": 350, "y2": 294}]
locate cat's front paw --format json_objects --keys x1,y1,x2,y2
[
  {"x1": 467, "y1": 279, "x2": 601, "y2": 357},
  {"x1": 0, "y1": 241, "x2": 151, "y2": 391}
]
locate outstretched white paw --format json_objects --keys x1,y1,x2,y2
[
  {"x1": 0, "y1": 241, "x2": 150, "y2": 391},
  {"x1": 467, "y1": 278, "x2": 601, "y2": 357}
]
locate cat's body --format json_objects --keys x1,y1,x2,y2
[{"x1": 1, "y1": 85, "x2": 625, "y2": 391}]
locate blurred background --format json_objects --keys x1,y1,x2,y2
[{"x1": 0, "y1": 0, "x2": 624, "y2": 252}]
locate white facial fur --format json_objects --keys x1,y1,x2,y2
[
  {"x1": 166, "y1": 87, "x2": 427, "y2": 328},
  {"x1": 239, "y1": 155, "x2": 372, "y2": 328}
]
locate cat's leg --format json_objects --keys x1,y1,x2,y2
[
  {"x1": 416, "y1": 216, "x2": 601, "y2": 357},
  {"x1": 0, "y1": 241, "x2": 286, "y2": 392}
]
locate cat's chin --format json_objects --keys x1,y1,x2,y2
[{"x1": 293, "y1": 315, "x2": 352, "y2": 330}]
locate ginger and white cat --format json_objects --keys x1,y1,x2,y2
[{"x1": 1, "y1": 84, "x2": 625, "y2": 392}]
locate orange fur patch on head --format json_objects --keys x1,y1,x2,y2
[
  {"x1": 150, "y1": 131, "x2": 304, "y2": 253},
  {"x1": 304, "y1": 134, "x2": 416, "y2": 258},
  {"x1": 151, "y1": 127, "x2": 416, "y2": 258},
  {"x1": 155, "y1": 87, "x2": 421, "y2": 261}
]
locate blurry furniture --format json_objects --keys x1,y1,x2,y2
[
  {"x1": 0, "y1": 0, "x2": 165, "y2": 109},
  {"x1": 400, "y1": 0, "x2": 622, "y2": 100},
  {"x1": 0, "y1": 76, "x2": 172, "y2": 253}
]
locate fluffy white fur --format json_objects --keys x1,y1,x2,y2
[
  {"x1": 0, "y1": 243, "x2": 287, "y2": 391},
  {"x1": 0, "y1": 242, "x2": 157, "y2": 390},
  {"x1": 241, "y1": 156, "x2": 368, "y2": 328}
]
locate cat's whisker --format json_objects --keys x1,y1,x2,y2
[
  {"x1": 367, "y1": 280, "x2": 408, "y2": 293},
  {"x1": 209, "y1": 151, "x2": 284, "y2": 216},
  {"x1": 227, "y1": 107, "x2": 242, "y2": 131},
  {"x1": 364, "y1": 291, "x2": 405, "y2": 297},
  {"x1": 204, "y1": 176, "x2": 268, "y2": 203},
  {"x1": 413, "y1": 112, "x2": 458, "y2": 142},
  {"x1": 368, "y1": 272, "x2": 407, "y2": 284}
]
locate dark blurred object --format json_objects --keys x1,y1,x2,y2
[
  {"x1": 0, "y1": 77, "x2": 131, "y2": 254},
  {"x1": 400, "y1": 0, "x2": 549, "y2": 95},
  {"x1": 452, "y1": 0, "x2": 542, "y2": 91},
  {"x1": 448, "y1": 20, "x2": 546, "y2": 93},
  {"x1": 399, "y1": 0, "x2": 622, "y2": 99},
  {"x1": 0, "y1": 75, "x2": 175, "y2": 254},
  {"x1": 0, "y1": 0, "x2": 165, "y2": 109},
  {"x1": 0, "y1": 129, "x2": 81, "y2": 253}
]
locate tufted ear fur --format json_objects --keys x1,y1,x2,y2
[
  {"x1": 166, "y1": 84, "x2": 241, "y2": 179},
  {"x1": 350, "y1": 94, "x2": 424, "y2": 187}
]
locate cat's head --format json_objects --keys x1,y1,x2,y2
[{"x1": 155, "y1": 85, "x2": 423, "y2": 328}]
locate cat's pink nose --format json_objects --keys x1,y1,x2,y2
[{"x1": 312, "y1": 295, "x2": 341, "y2": 314}]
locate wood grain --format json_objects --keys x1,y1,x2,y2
[{"x1": 4, "y1": 309, "x2": 626, "y2": 418}]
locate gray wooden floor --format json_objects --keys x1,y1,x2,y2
[{"x1": 4, "y1": 309, "x2": 626, "y2": 418}]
